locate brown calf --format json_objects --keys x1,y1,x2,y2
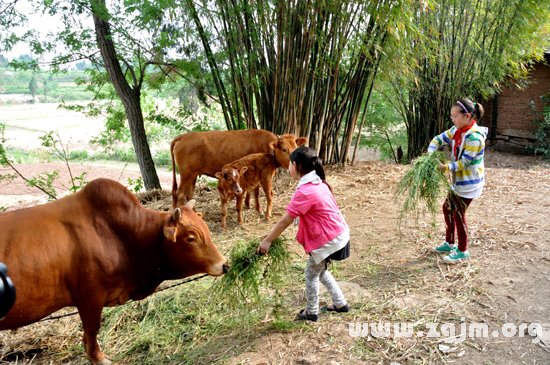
[{"x1": 215, "y1": 139, "x2": 291, "y2": 229}]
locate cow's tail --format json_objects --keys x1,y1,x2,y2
[{"x1": 171, "y1": 139, "x2": 178, "y2": 209}]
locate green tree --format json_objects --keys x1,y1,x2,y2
[
  {"x1": 43, "y1": 77, "x2": 48, "y2": 102},
  {"x1": 28, "y1": 74, "x2": 37, "y2": 99},
  {"x1": 75, "y1": 61, "x2": 91, "y2": 70},
  {"x1": 90, "y1": 0, "x2": 161, "y2": 189}
]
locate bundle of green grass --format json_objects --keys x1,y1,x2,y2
[
  {"x1": 396, "y1": 151, "x2": 454, "y2": 218},
  {"x1": 211, "y1": 237, "x2": 292, "y2": 306}
]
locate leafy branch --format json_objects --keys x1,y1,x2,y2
[
  {"x1": 39, "y1": 131, "x2": 87, "y2": 194},
  {"x1": 0, "y1": 124, "x2": 87, "y2": 201}
]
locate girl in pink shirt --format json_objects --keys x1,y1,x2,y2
[{"x1": 257, "y1": 146, "x2": 350, "y2": 322}]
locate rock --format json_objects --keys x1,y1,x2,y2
[
  {"x1": 532, "y1": 323, "x2": 550, "y2": 350},
  {"x1": 501, "y1": 129, "x2": 536, "y2": 140},
  {"x1": 508, "y1": 137, "x2": 532, "y2": 147},
  {"x1": 320, "y1": 281, "x2": 371, "y2": 303},
  {"x1": 438, "y1": 343, "x2": 459, "y2": 354},
  {"x1": 493, "y1": 140, "x2": 530, "y2": 155},
  {"x1": 438, "y1": 344, "x2": 451, "y2": 353}
]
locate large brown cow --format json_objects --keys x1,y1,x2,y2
[
  {"x1": 170, "y1": 129, "x2": 307, "y2": 207},
  {"x1": 0, "y1": 178, "x2": 228, "y2": 365}
]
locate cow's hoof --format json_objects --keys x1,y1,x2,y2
[{"x1": 94, "y1": 358, "x2": 112, "y2": 365}]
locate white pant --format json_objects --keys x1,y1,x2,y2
[{"x1": 305, "y1": 255, "x2": 347, "y2": 314}]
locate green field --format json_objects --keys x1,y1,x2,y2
[
  {"x1": 0, "y1": 67, "x2": 93, "y2": 102},
  {"x1": 0, "y1": 103, "x2": 104, "y2": 151}
]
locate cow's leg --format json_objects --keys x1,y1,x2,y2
[
  {"x1": 177, "y1": 175, "x2": 187, "y2": 206},
  {"x1": 221, "y1": 197, "x2": 228, "y2": 229},
  {"x1": 78, "y1": 303, "x2": 111, "y2": 365},
  {"x1": 262, "y1": 179, "x2": 273, "y2": 220},
  {"x1": 189, "y1": 176, "x2": 198, "y2": 200},
  {"x1": 178, "y1": 172, "x2": 197, "y2": 204},
  {"x1": 236, "y1": 194, "x2": 245, "y2": 225},
  {"x1": 253, "y1": 186, "x2": 261, "y2": 212},
  {"x1": 244, "y1": 192, "x2": 251, "y2": 209}
]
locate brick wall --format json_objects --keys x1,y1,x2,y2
[{"x1": 483, "y1": 59, "x2": 550, "y2": 136}]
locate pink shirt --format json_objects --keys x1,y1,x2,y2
[{"x1": 286, "y1": 181, "x2": 347, "y2": 253}]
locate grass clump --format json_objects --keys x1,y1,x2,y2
[
  {"x1": 396, "y1": 151, "x2": 453, "y2": 218},
  {"x1": 100, "y1": 279, "x2": 262, "y2": 365},
  {"x1": 211, "y1": 237, "x2": 292, "y2": 306}
]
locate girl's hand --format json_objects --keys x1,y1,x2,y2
[
  {"x1": 438, "y1": 162, "x2": 447, "y2": 171},
  {"x1": 257, "y1": 239, "x2": 272, "y2": 255}
]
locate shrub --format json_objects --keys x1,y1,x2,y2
[{"x1": 526, "y1": 102, "x2": 550, "y2": 159}]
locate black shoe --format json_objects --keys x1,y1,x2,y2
[
  {"x1": 321, "y1": 304, "x2": 350, "y2": 313},
  {"x1": 295, "y1": 309, "x2": 318, "y2": 322}
]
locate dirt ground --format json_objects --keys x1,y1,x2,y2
[{"x1": 0, "y1": 150, "x2": 549, "y2": 365}]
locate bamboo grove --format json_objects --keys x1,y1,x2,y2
[{"x1": 186, "y1": 0, "x2": 404, "y2": 163}]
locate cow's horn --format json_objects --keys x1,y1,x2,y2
[
  {"x1": 173, "y1": 208, "x2": 182, "y2": 221},
  {"x1": 184, "y1": 199, "x2": 196, "y2": 209}
]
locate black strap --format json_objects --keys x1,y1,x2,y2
[{"x1": 0, "y1": 263, "x2": 16, "y2": 319}]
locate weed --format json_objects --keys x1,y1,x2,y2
[
  {"x1": 153, "y1": 150, "x2": 171, "y2": 167},
  {"x1": 127, "y1": 177, "x2": 144, "y2": 193},
  {"x1": 526, "y1": 102, "x2": 550, "y2": 159},
  {"x1": 211, "y1": 237, "x2": 292, "y2": 306},
  {"x1": 69, "y1": 149, "x2": 89, "y2": 160},
  {"x1": 396, "y1": 151, "x2": 452, "y2": 221}
]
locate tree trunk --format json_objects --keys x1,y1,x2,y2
[{"x1": 92, "y1": 0, "x2": 161, "y2": 190}]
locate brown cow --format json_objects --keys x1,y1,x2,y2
[
  {"x1": 215, "y1": 138, "x2": 292, "y2": 229},
  {"x1": 0, "y1": 178, "x2": 228, "y2": 365},
  {"x1": 170, "y1": 129, "x2": 307, "y2": 207}
]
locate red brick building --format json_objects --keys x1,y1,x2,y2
[{"x1": 481, "y1": 51, "x2": 550, "y2": 153}]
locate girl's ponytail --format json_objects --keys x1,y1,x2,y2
[
  {"x1": 456, "y1": 98, "x2": 484, "y2": 121},
  {"x1": 312, "y1": 157, "x2": 326, "y2": 181},
  {"x1": 473, "y1": 102, "x2": 484, "y2": 121},
  {"x1": 312, "y1": 157, "x2": 332, "y2": 192}
]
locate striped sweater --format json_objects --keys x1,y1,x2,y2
[{"x1": 428, "y1": 123, "x2": 488, "y2": 199}]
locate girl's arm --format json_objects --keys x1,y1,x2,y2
[
  {"x1": 257, "y1": 212, "x2": 294, "y2": 254},
  {"x1": 428, "y1": 128, "x2": 455, "y2": 153}
]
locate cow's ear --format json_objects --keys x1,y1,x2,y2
[
  {"x1": 240, "y1": 166, "x2": 248, "y2": 175},
  {"x1": 183, "y1": 200, "x2": 196, "y2": 210},
  {"x1": 268, "y1": 141, "x2": 276, "y2": 152},
  {"x1": 215, "y1": 172, "x2": 222, "y2": 179},
  {"x1": 173, "y1": 208, "x2": 182, "y2": 222},
  {"x1": 296, "y1": 137, "x2": 308, "y2": 146},
  {"x1": 163, "y1": 226, "x2": 178, "y2": 243}
]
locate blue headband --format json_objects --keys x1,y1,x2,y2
[{"x1": 456, "y1": 100, "x2": 468, "y2": 113}]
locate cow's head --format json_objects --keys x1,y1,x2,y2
[
  {"x1": 215, "y1": 167, "x2": 246, "y2": 196},
  {"x1": 280, "y1": 134, "x2": 308, "y2": 149},
  {"x1": 162, "y1": 200, "x2": 228, "y2": 277},
  {"x1": 269, "y1": 135, "x2": 308, "y2": 168}
]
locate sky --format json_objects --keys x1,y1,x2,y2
[{"x1": 3, "y1": 1, "x2": 84, "y2": 63}]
